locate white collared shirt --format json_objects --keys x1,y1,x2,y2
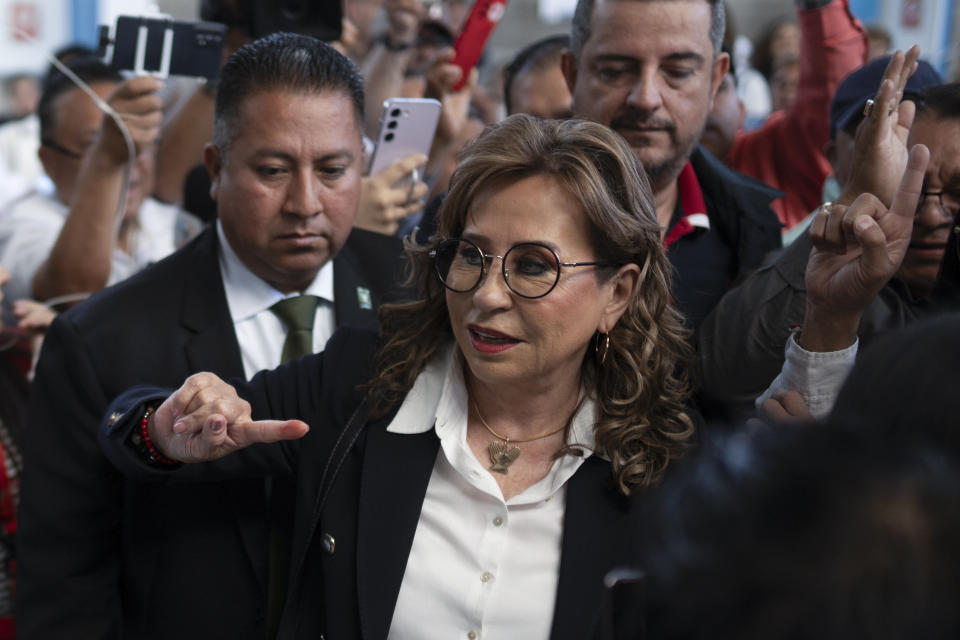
[
  {"x1": 387, "y1": 344, "x2": 597, "y2": 640},
  {"x1": 216, "y1": 221, "x2": 335, "y2": 377}
]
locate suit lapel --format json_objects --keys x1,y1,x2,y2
[
  {"x1": 180, "y1": 230, "x2": 265, "y2": 587},
  {"x1": 333, "y1": 228, "x2": 410, "y2": 332},
  {"x1": 180, "y1": 229, "x2": 245, "y2": 376},
  {"x1": 550, "y1": 457, "x2": 632, "y2": 640},
  {"x1": 356, "y1": 423, "x2": 440, "y2": 640},
  {"x1": 332, "y1": 249, "x2": 375, "y2": 331}
]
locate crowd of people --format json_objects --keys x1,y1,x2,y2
[{"x1": 0, "y1": 0, "x2": 957, "y2": 638}]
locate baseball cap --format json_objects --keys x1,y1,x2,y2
[{"x1": 830, "y1": 54, "x2": 942, "y2": 137}]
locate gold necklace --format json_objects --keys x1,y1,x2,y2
[{"x1": 472, "y1": 399, "x2": 566, "y2": 475}]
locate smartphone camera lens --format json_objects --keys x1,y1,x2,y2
[
  {"x1": 387, "y1": 120, "x2": 398, "y2": 130},
  {"x1": 385, "y1": 132, "x2": 395, "y2": 142},
  {"x1": 390, "y1": 108, "x2": 402, "y2": 118}
]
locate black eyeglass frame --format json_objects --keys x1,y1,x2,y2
[
  {"x1": 430, "y1": 237, "x2": 617, "y2": 300},
  {"x1": 918, "y1": 189, "x2": 960, "y2": 217},
  {"x1": 40, "y1": 138, "x2": 85, "y2": 160}
]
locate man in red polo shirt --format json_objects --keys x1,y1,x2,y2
[
  {"x1": 725, "y1": 0, "x2": 867, "y2": 234},
  {"x1": 562, "y1": 0, "x2": 782, "y2": 330}
]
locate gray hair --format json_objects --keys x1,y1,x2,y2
[{"x1": 570, "y1": 0, "x2": 725, "y2": 60}]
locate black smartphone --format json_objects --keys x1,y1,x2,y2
[{"x1": 108, "y1": 16, "x2": 226, "y2": 80}]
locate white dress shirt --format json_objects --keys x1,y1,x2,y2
[
  {"x1": 0, "y1": 188, "x2": 200, "y2": 307},
  {"x1": 0, "y1": 115, "x2": 42, "y2": 193},
  {"x1": 387, "y1": 344, "x2": 598, "y2": 640},
  {"x1": 216, "y1": 221, "x2": 336, "y2": 377},
  {"x1": 756, "y1": 330, "x2": 858, "y2": 419}
]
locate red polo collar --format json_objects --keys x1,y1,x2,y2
[{"x1": 662, "y1": 162, "x2": 710, "y2": 249}]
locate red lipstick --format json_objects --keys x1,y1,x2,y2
[{"x1": 467, "y1": 324, "x2": 520, "y2": 354}]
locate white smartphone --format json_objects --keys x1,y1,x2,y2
[{"x1": 367, "y1": 98, "x2": 442, "y2": 188}]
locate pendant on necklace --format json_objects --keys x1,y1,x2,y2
[{"x1": 489, "y1": 440, "x2": 521, "y2": 474}]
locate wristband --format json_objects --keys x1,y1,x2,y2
[{"x1": 129, "y1": 404, "x2": 182, "y2": 469}]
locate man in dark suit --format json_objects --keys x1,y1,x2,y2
[{"x1": 16, "y1": 34, "x2": 407, "y2": 639}]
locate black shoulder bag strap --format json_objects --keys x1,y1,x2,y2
[
  {"x1": 302, "y1": 394, "x2": 371, "y2": 561},
  {"x1": 279, "y1": 395, "x2": 372, "y2": 636}
]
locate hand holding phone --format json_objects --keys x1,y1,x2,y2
[
  {"x1": 97, "y1": 75, "x2": 165, "y2": 165},
  {"x1": 357, "y1": 154, "x2": 429, "y2": 235},
  {"x1": 451, "y1": 0, "x2": 508, "y2": 91}
]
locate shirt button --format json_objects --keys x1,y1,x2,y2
[
  {"x1": 481, "y1": 571, "x2": 493, "y2": 583},
  {"x1": 493, "y1": 516, "x2": 503, "y2": 527},
  {"x1": 468, "y1": 631, "x2": 478, "y2": 639}
]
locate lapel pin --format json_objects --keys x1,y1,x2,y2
[{"x1": 356, "y1": 286, "x2": 372, "y2": 310}]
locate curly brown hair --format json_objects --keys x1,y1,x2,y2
[{"x1": 367, "y1": 114, "x2": 694, "y2": 493}]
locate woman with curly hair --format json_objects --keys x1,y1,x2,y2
[{"x1": 100, "y1": 114, "x2": 695, "y2": 639}]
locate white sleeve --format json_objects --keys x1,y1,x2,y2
[
  {"x1": 755, "y1": 330, "x2": 858, "y2": 419},
  {"x1": 0, "y1": 203, "x2": 61, "y2": 303}
]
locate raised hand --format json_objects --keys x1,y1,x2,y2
[
  {"x1": 356, "y1": 153, "x2": 428, "y2": 235},
  {"x1": 801, "y1": 143, "x2": 929, "y2": 351},
  {"x1": 385, "y1": 0, "x2": 426, "y2": 48},
  {"x1": 96, "y1": 75, "x2": 165, "y2": 166},
  {"x1": 148, "y1": 372, "x2": 309, "y2": 463},
  {"x1": 425, "y1": 48, "x2": 477, "y2": 148},
  {"x1": 838, "y1": 46, "x2": 921, "y2": 208}
]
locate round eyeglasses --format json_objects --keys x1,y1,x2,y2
[{"x1": 431, "y1": 238, "x2": 614, "y2": 299}]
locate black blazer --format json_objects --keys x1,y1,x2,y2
[
  {"x1": 100, "y1": 328, "x2": 639, "y2": 640},
  {"x1": 17, "y1": 227, "x2": 408, "y2": 639}
]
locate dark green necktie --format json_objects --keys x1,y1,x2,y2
[
  {"x1": 265, "y1": 299, "x2": 318, "y2": 637},
  {"x1": 271, "y1": 295, "x2": 320, "y2": 363}
]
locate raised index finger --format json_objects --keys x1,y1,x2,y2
[
  {"x1": 895, "y1": 46, "x2": 921, "y2": 97},
  {"x1": 888, "y1": 144, "x2": 930, "y2": 223},
  {"x1": 878, "y1": 50, "x2": 905, "y2": 95},
  {"x1": 239, "y1": 419, "x2": 310, "y2": 446}
]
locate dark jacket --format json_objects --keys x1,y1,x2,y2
[
  {"x1": 689, "y1": 146, "x2": 784, "y2": 281},
  {"x1": 99, "y1": 328, "x2": 641, "y2": 640},
  {"x1": 17, "y1": 227, "x2": 408, "y2": 639},
  {"x1": 697, "y1": 229, "x2": 946, "y2": 420},
  {"x1": 666, "y1": 147, "x2": 783, "y2": 332}
]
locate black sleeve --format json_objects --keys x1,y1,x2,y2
[
  {"x1": 17, "y1": 316, "x2": 123, "y2": 639},
  {"x1": 98, "y1": 327, "x2": 378, "y2": 481}
]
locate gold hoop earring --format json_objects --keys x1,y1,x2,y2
[{"x1": 595, "y1": 332, "x2": 610, "y2": 365}]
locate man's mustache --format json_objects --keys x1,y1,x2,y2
[{"x1": 609, "y1": 111, "x2": 675, "y2": 133}]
